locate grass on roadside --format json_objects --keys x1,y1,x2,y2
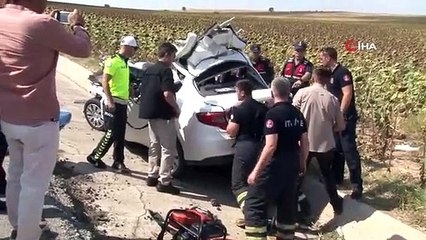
[
  {"x1": 317, "y1": 231, "x2": 343, "y2": 240},
  {"x1": 363, "y1": 170, "x2": 426, "y2": 232}
]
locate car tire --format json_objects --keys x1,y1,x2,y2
[
  {"x1": 172, "y1": 140, "x2": 186, "y2": 178},
  {"x1": 83, "y1": 97, "x2": 105, "y2": 132}
]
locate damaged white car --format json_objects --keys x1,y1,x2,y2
[{"x1": 83, "y1": 18, "x2": 272, "y2": 177}]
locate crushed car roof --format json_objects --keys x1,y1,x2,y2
[{"x1": 173, "y1": 17, "x2": 249, "y2": 77}]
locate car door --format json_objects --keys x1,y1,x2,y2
[{"x1": 125, "y1": 66, "x2": 150, "y2": 146}]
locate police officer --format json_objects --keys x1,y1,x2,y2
[
  {"x1": 87, "y1": 36, "x2": 138, "y2": 173},
  {"x1": 319, "y1": 47, "x2": 363, "y2": 200},
  {"x1": 280, "y1": 41, "x2": 314, "y2": 96},
  {"x1": 226, "y1": 79, "x2": 268, "y2": 228},
  {"x1": 245, "y1": 77, "x2": 309, "y2": 240},
  {"x1": 249, "y1": 44, "x2": 275, "y2": 85}
]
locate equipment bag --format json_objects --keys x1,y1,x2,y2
[{"x1": 157, "y1": 207, "x2": 227, "y2": 240}]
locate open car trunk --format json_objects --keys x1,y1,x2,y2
[
  {"x1": 195, "y1": 61, "x2": 269, "y2": 96},
  {"x1": 194, "y1": 61, "x2": 271, "y2": 130}
]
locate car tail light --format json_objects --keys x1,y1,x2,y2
[{"x1": 196, "y1": 112, "x2": 228, "y2": 130}]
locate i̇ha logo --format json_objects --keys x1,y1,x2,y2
[{"x1": 344, "y1": 39, "x2": 377, "y2": 53}]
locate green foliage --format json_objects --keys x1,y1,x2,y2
[
  {"x1": 403, "y1": 109, "x2": 426, "y2": 187},
  {"x1": 46, "y1": 4, "x2": 426, "y2": 170}
]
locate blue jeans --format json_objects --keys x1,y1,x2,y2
[{"x1": 332, "y1": 119, "x2": 363, "y2": 191}]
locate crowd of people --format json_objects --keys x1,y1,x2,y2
[
  {"x1": 228, "y1": 43, "x2": 363, "y2": 240},
  {"x1": 0, "y1": 1, "x2": 363, "y2": 239}
]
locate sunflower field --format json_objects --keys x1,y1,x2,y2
[{"x1": 47, "y1": 3, "x2": 426, "y2": 185}]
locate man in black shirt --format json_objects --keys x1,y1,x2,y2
[
  {"x1": 226, "y1": 79, "x2": 268, "y2": 228},
  {"x1": 139, "y1": 42, "x2": 181, "y2": 195},
  {"x1": 320, "y1": 47, "x2": 363, "y2": 200},
  {"x1": 244, "y1": 77, "x2": 309, "y2": 240}
]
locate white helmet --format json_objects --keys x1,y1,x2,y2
[{"x1": 120, "y1": 36, "x2": 138, "y2": 48}]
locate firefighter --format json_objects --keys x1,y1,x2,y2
[
  {"x1": 280, "y1": 41, "x2": 314, "y2": 96},
  {"x1": 245, "y1": 77, "x2": 309, "y2": 240},
  {"x1": 226, "y1": 79, "x2": 268, "y2": 228},
  {"x1": 279, "y1": 41, "x2": 314, "y2": 226},
  {"x1": 249, "y1": 44, "x2": 275, "y2": 85}
]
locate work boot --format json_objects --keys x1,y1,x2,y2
[
  {"x1": 351, "y1": 190, "x2": 363, "y2": 200},
  {"x1": 146, "y1": 177, "x2": 158, "y2": 187},
  {"x1": 156, "y1": 183, "x2": 180, "y2": 195},
  {"x1": 331, "y1": 196, "x2": 344, "y2": 215},
  {"x1": 86, "y1": 155, "x2": 107, "y2": 169},
  {"x1": 235, "y1": 218, "x2": 245, "y2": 228},
  {"x1": 351, "y1": 186, "x2": 363, "y2": 200},
  {"x1": 111, "y1": 162, "x2": 130, "y2": 174}
]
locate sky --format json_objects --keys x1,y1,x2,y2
[{"x1": 49, "y1": 0, "x2": 426, "y2": 15}]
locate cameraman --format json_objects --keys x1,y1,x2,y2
[{"x1": 0, "y1": 2, "x2": 91, "y2": 239}]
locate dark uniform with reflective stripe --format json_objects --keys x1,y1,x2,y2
[
  {"x1": 230, "y1": 98, "x2": 268, "y2": 212},
  {"x1": 88, "y1": 54, "x2": 130, "y2": 166},
  {"x1": 280, "y1": 56, "x2": 314, "y2": 224},
  {"x1": 280, "y1": 57, "x2": 313, "y2": 96},
  {"x1": 252, "y1": 57, "x2": 275, "y2": 85},
  {"x1": 245, "y1": 102, "x2": 307, "y2": 240},
  {"x1": 328, "y1": 63, "x2": 363, "y2": 193}
]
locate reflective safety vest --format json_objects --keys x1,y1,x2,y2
[
  {"x1": 103, "y1": 54, "x2": 130, "y2": 101},
  {"x1": 280, "y1": 57, "x2": 312, "y2": 82},
  {"x1": 253, "y1": 57, "x2": 269, "y2": 75}
]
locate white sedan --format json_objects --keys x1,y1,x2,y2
[{"x1": 83, "y1": 19, "x2": 272, "y2": 177}]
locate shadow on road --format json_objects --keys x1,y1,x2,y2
[
  {"x1": 387, "y1": 234, "x2": 408, "y2": 240},
  {"x1": 57, "y1": 141, "x2": 238, "y2": 209},
  {"x1": 125, "y1": 141, "x2": 237, "y2": 207},
  {"x1": 56, "y1": 142, "x2": 382, "y2": 238},
  {"x1": 301, "y1": 159, "x2": 374, "y2": 234}
]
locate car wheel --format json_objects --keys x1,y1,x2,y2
[
  {"x1": 172, "y1": 140, "x2": 186, "y2": 178},
  {"x1": 84, "y1": 97, "x2": 105, "y2": 131}
]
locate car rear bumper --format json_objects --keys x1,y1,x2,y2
[
  {"x1": 179, "y1": 124, "x2": 236, "y2": 165},
  {"x1": 186, "y1": 154, "x2": 233, "y2": 166}
]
